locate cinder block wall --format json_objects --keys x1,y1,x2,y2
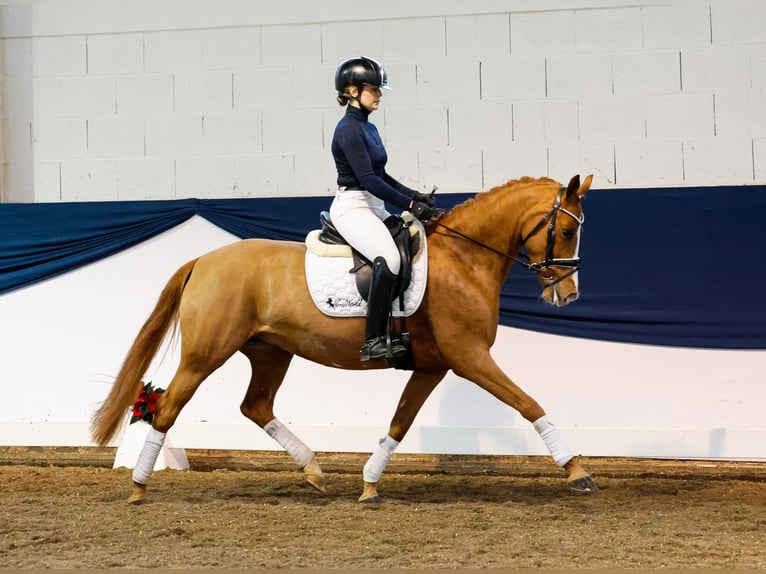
[{"x1": 1, "y1": 0, "x2": 765, "y2": 202}]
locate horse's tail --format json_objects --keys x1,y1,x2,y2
[{"x1": 91, "y1": 258, "x2": 199, "y2": 446}]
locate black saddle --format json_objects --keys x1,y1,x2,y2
[{"x1": 318, "y1": 210, "x2": 421, "y2": 303}]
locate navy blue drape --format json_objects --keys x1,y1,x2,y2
[{"x1": 1, "y1": 186, "x2": 764, "y2": 349}]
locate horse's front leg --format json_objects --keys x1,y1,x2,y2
[
  {"x1": 359, "y1": 369, "x2": 448, "y2": 503},
  {"x1": 452, "y1": 349, "x2": 597, "y2": 493}
]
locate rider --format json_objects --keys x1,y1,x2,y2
[{"x1": 330, "y1": 56, "x2": 435, "y2": 362}]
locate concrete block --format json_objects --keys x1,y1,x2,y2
[
  {"x1": 202, "y1": 27, "x2": 261, "y2": 70},
  {"x1": 753, "y1": 138, "x2": 766, "y2": 183},
  {"x1": 381, "y1": 62, "x2": 417, "y2": 105},
  {"x1": 512, "y1": 101, "x2": 545, "y2": 144},
  {"x1": 750, "y1": 45, "x2": 766, "y2": 90},
  {"x1": 87, "y1": 117, "x2": 145, "y2": 158},
  {"x1": 60, "y1": 159, "x2": 118, "y2": 200},
  {"x1": 321, "y1": 21, "x2": 384, "y2": 66},
  {"x1": 176, "y1": 156, "x2": 237, "y2": 198},
  {"x1": 747, "y1": 92, "x2": 766, "y2": 138},
  {"x1": 87, "y1": 34, "x2": 143, "y2": 75},
  {"x1": 145, "y1": 115, "x2": 203, "y2": 157},
  {"x1": 547, "y1": 54, "x2": 613, "y2": 99},
  {"x1": 613, "y1": 51, "x2": 681, "y2": 96},
  {"x1": 2, "y1": 77, "x2": 33, "y2": 120},
  {"x1": 3, "y1": 161, "x2": 34, "y2": 202},
  {"x1": 578, "y1": 97, "x2": 645, "y2": 143},
  {"x1": 481, "y1": 56, "x2": 546, "y2": 101},
  {"x1": 544, "y1": 100, "x2": 579, "y2": 145},
  {"x1": 445, "y1": 13, "x2": 510, "y2": 58},
  {"x1": 2, "y1": 38, "x2": 32, "y2": 77},
  {"x1": 234, "y1": 68, "x2": 292, "y2": 111},
  {"x1": 293, "y1": 66, "x2": 336, "y2": 109},
  {"x1": 448, "y1": 102, "x2": 512, "y2": 148},
  {"x1": 144, "y1": 30, "x2": 202, "y2": 73},
  {"x1": 548, "y1": 144, "x2": 616, "y2": 188},
  {"x1": 116, "y1": 74, "x2": 173, "y2": 116},
  {"x1": 32, "y1": 118, "x2": 86, "y2": 160},
  {"x1": 711, "y1": 0, "x2": 766, "y2": 46},
  {"x1": 643, "y1": 2, "x2": 711, "y2": 49},
  {"x1": 713, "y1": 92, "x2": 750, "y2": 137},
  {"x1": 32, "y1": 161, "x2": 61, "y2": 202},
  {"x1": 482, "y1": 145, "x2": 549, "y2": 189},
  {"x1": 33, "y1": 77, "x2": 115, "y2": 119},
  {"x1": 116, "y1": 158, "x2": 175, "y2": 200},
  {"x1": 174, "y1": 72, "x2": 233, "y2": 113},
  {"x1": 383, "y1": 18, "x2": 446, "y2": 61},
  {"x1": 647, "y1": 94, "x2": 713, "y2": 140},
  {"x1": 293, "y1": 151, "x2": 337, "y2": 197},
  {"x1": 575, "y1": 7, "x2": 643, "y2": 53},
  {"x1": 682, "y1": 47, "x2": 750, "y2": 93},
  {"x1": 683, "y1": 138, "x2": 754, "y2": 186},
  {"x1": 615, "y1": 141, "x2": 684, "y2": 187},
  {"x1": 418, "y1": 59, "x2": 479, "y2": 104},
  {"x1": 262, "y1": 108, "x2": 323, "y2": 152},
  {"x1": 4, "y1": 119, "x2": 32, "y2": 162},
  {"x1": 262, "y1": 24, "x2": 321, "y2": 67},
  {"x1": 418, "y1": 147, "x2": 483, "y2": 193},
  {"x1": 32, "y1": 36, "x2": 86, "y2": 77},
  {"x1": 233, "y1": 153, "x2": 294, "y2": 196},
  {"x1": 384, "y1": 105, "x2": 448, "y2": 151},
  {"x1": 510, "y1": 11, "x2": 575, "y2": 56},
  {"x1": 203, "y1": 112, "x2": 262, "y2": 154}
]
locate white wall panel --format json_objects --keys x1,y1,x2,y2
[
  {"x1": 33, "y1": 77, "x2": 115, "y2": 118},
  {"x1": 417, "y1": 59, "x2": 479, "y2": 104},
  {"x1": 613, "y1": 51, "x2": 681, "y2": 96},
  {"x1": 203, "y1": 112, "x2": 262, "y2": 155},
  {"x1": 749, "y1": 45, "x2": 766, "y2": 90},
  {"x1": 115, "y1": 74, "x2": 173, "y2": 116},
  {"x1": 384, "y1": 106, "x2": 448, "y2": 151},
  {"x1": 86, "y1": 34, "x2": 144, "y2": 75},
  {"x1": 32, "y1": 118, "x2": 86, "y2": 160},
  {"x1": 261, "y1": 25, "x2": 322, "y2": 67},
  {"x1": 60, "y1": 159, "x2": 118, "y2": 200},
  {"x1": 320, "y1": 21, "x2": 385, "y2": 67},
  {"x1": 448, "y1": 102, "x2": 512, "y2": 148},
  {"x1": 31, "y1": 36, "x2": 86, "y2": 77},
  {"x1": 175, "y1": 156, "x2": 237, "y2": 197},
  {"x1": 574, "y1": 7, "x2": 644, "y2": 53},
  {"x1": 418, "y1": 148, "x2": 483, "y2": 192},
  {"x1": 233, "y1": 68, "x2": 292, "y2": 111},
  {"x1": 549, "y1": 144, "x2": 616, "y2": 188},
  {"x1": 145, "y1": 115, "x2": 203, "y2": 157},
  {"x1": 173, "y1": 71, "x2": 233, "y2": 114},
  {"x1": 646, "y1": 94, "x2": 714, "y2": 140},
  {"x1": 578, "y1": 97, "x2": 645, "y2": 142},
  {"x1": 480, "y1": 57, "x2": 547, "y2": 101},
  {"x1": 482, "y1": 145, "x2": 549, "y2": 188},
  {"x1": 544, "y1": 100, "x2": 580, "y2": 144},
  {"x1": 682, "y1": 47, "x2": 751, "y2": 93},
  {"x1": 445, "y1": 14, "x2": 510, "y2": 58},
  {"x1": 116, "y1": 158, "x2": 175, "y2": 199},
  {"x1": 546, "y1": 54, "x2": 613, "y2": 99},
  {"x1": 615, "y1": 141, "x2": 684, "y2": 186},
  {"x1": 382, "y1": 18, "x2": 446, "y2": 61},
  {"x1": 711, "y1": 0, "x2": 766, "y2": 46},
  {"x1": 510, "y1": 11, "x2": 576, "y2": 56},
  {"x1": 512, "y1": 101, "x2": 546, "y2": 144},
  {"x1": 201, "y1": 27, "x2": 261, "y2": 70},
  {"x1": 642, "y1": 3, "x2": 711, "y2": 49},
  {"x1": 144, "y1": 30, "x2": 202, "y2": 73},
  {"x1": 683, "y1": 138, "x2": 755, "y2": 185},
  {"x1": 262, "y1": 108, "x2": 323, "y2": 153},
  {"x1": 87, "y1": 117, "x2": 144, "y2": 158}
]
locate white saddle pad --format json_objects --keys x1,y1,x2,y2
[{"x1": 304, "y1": 217, "x2": 428, "y2": 318}]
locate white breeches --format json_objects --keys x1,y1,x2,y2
[{"x1": 329, "y1": 190, "x2": 401, "y2": 274}]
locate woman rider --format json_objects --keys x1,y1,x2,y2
[{"x1": 329, "y1": 56, "x2": 435, "y2": 362}]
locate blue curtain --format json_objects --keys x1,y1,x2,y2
[{"x1": 1, "y1": 186, "x2": 764, "y2": 349}]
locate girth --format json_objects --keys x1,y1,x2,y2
[{"x1": 318, "y1": 210, "x2": 421, "y2": 302}]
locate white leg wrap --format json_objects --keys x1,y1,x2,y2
[
  {"x1": 264, "y1": 419, "x2": 314, "y2": 469},
  {"x1": 533, "y1": 415, "x2": 574, "y2": 467},
  {"x1": 363, "y1": 435, "x2": 400, "y2": 483},
  {"x1": 132, "y1": 427, "x2": 166, "y2": 485}
]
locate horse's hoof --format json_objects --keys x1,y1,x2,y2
[
  {"x1": 569, "y1": 475, "x2": 598, "y2": 494},
  {"x1": 306, "y1": 473, "x2": 327, "y2": 494},
  {"x1": 358, "y1": 495, "x2": 383, "y2": 504}
]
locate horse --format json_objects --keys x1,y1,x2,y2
[{"x1": 92, "y1": 174, "x2": 596, "y2": 504}]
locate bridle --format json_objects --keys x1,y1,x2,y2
[{"x1": 433, "y1": 186, "x2": 585, "y2": 288}]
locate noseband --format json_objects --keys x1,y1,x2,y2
[{"x1": 434, "y1": 186, "x2": 585, "y2": 288}]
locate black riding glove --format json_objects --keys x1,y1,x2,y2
[
  {"x1": 411, "y1": 191, "x2": 436, "y2": 208},
  {"x1": 409, "y1": 201, "x2": 435, "y2": 222}
]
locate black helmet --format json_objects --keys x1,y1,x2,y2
[{"x1": 334, "y1": 56, "x2": 391, "y2": 95}]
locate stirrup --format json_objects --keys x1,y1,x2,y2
[{"x1": 360, "y1": 336, "x2": 406, "y2": 362}]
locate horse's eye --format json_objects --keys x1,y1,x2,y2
[{"x1": 561, "y1": 228, "x2": 574, "y2": 240}]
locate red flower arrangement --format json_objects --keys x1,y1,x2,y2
[{"x1": 130, "y1": 381, "x2": 165, "y2": 425}]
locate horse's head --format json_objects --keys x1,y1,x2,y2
[{"x1": 522, "y1": 174, "x2": 592, "y2": 307}]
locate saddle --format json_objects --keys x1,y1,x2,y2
[{"x1": 316, "y1": 210, "x2": 422, "y2": 304}]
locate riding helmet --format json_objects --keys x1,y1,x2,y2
[{"x1": 334, "y1": 56, "x2": 391, "y2": 95}]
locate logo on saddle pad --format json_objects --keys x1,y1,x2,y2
[{"x1": 304, "y1": 213, "x2": 428, "y2": 318}]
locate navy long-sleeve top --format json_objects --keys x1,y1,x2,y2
[{"x1": 331, "y1": 105, "x2": 415, "y2": 209}]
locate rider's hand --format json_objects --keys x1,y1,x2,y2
[
  {"x1": 411, "y1": 191, "x2": 436, "y2": 208},
  {"x1": 409, "y1": 201, "x2": 435, "y2": 222}
]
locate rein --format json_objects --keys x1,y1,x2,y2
[{"x1": 433, "y1": 186, "x2": 585, "y2": 288}]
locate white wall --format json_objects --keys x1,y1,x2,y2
[
  {"x1": 3, "y1": 0, "x2": 766, "y2": 202},
  {"x1": 0, "y1": 217, "x2": 763, "y2": 461}
]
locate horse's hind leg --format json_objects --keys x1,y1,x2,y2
[
  {"x1": 239, "y1": 341, "x2": 326, "y2": 493},
  {"x1": 358, "y1": 369, "x2": 448, "y2": 503}
]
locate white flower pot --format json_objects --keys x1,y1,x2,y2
[{"x1": 112, "y1": 418, "x2": 189, "y2": 471}]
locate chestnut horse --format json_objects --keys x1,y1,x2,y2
[{"x1": 92, "y1": 174, "x2": 596, "y2": 504}]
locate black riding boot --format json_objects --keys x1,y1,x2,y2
[{"x1": 360, "y1": 257, "x2": 406, "y2": 361}]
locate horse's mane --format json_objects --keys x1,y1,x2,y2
[{"x1": 426, "y1": 176, "x2": 559, "y2": 231}]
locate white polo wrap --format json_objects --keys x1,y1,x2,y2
[
  {"x1": 363, "y1": 435, "x2": 400, "y2": 483},
  {"x1": 264, "y1": 419, "x2": 314, "y2": 469},
  {"x1": 533, "y1": 415, "x2": 574, "y2": 467},
  {"x1": 132, "y1": 427, "x2": 166, "y2": 485}
]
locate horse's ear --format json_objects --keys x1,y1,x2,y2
[{"x1": 566, "y1": 173, "x2": 592, "y2": 200}]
